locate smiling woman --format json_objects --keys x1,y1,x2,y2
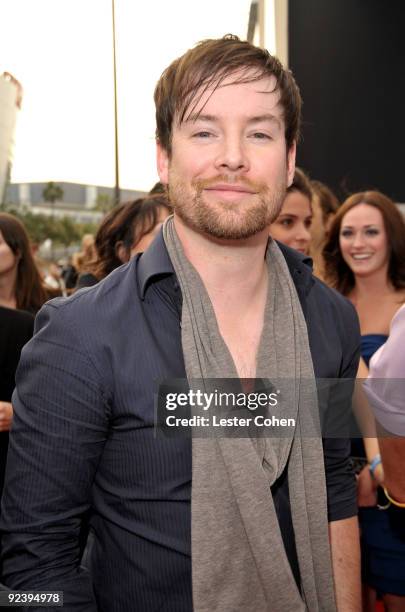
[
  {"x1": 323, "y1": 190, "x2": 405, "y2": 609},
  {"x1": 323, "y1": 191, "x2": 405, "y2": 299}
]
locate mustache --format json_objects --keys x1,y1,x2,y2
[{"x1": 193, "y1": 175, "x2": 268, "y2": 193}]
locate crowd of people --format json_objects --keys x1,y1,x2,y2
[{"x1": 0, "y1": 33, "x2": 404, "y2": 612}]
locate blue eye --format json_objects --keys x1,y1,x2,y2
[
  {"x1": 252, "y1": 132, "x2": 271, "y2": 140},
  {"x1": 365, "y1": 228, "x2": 379, "y2": 236},
  {"x1": 193, "y1": 131, "x2": 212, "y2": 138}
]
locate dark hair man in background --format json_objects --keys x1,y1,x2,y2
[{"x1": 1, "y1": 35, "x2": 360, "y2": 611}]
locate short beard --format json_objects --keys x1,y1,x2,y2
[{"x1": 168, "y1": 174, "x2": 287, "y2": 240}]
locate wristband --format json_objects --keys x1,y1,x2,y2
[{"x1": 369, "y1": 454, "x2": 382, "y2": 478}]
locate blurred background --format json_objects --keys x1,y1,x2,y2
[{"x1": 0, "y1": 0, "x2": 404, "y2": 254}]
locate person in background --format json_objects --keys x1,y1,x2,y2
[
  {"x1": 76, "y1": 194, "x2": 171, "y2": 289},
  {"x1": 269, "y1": 167, "x2": 312, "y2": 254},
  {"x1": 310, "y1": 180, "x2": 340, "y2": 279},
  {"x1": 0, "y1": 214, "x2": 45, "y2": 520},
  {"x1": 363, "y1": 304, "x2": 405, "y2": 505},
  {"x1": 149, "y1": 181, "x2": 165, "y2": 194},
  {"x1": 60, "y1": 256, "x2": 78, "y2": 291},
  {"x1": 43, "y1": 262, "x2": 67, "y2": 297},
  {"x1": 0, "y1": 306, "x2": 34, "y2": 501},
  {"x1": 0, "y1": 213, "x2": 48, "y2": 314},
  {"x1": 323, "y1": 190, "x2": 405, "y2": 612},
  {"x1": 71, "y1": 234, "x2": 95, "y2": 285}
]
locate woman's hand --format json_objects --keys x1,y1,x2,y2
[
  {"x1": 0, "y1": 401, "x2": 13, "y2": 432},
  {"x1": 357, "y1": 465, "x2": 378, "y2": 507}
]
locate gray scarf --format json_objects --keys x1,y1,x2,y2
[{"x1": 163, "y1": 217, "x2": 336, "y2": 612}]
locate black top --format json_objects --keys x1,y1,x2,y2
[
  {"x1": 0, "y1": 234, "x2": 359, "y2": 611},
  {"x1": 75, "y1": 272, "x2": 99, "y2": 290},
  {"x1": 0, "y1": 306, "x2": 34, "y2": 497}
]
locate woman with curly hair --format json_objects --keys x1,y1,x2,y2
[
  {"x1": 76, "y1": 194, "x2": 171, "y2": 289},
  {"x1": 323, "y1": 190, "x2": 405, "y2": 611}
]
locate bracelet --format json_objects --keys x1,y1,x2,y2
[
  {"x1": 369, "y1": 454, "x2": 382, "y2": 478},
  {"x1": 383, "y1": 486, "x2": 405, "y2": 509}
]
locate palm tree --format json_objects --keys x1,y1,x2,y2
[
  {"x1": 42, "y1": 182, "x2": 64, "y2": 259},
  {"x1": 42, "y1": 182, "x2": 64, "y2": 218}
]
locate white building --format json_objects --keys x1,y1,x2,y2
[{"x1": 0, "y1": 72, "x2": 22, "y2": 203}]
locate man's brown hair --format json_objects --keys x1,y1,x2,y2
[{"x1": 154, "y1": 34, "x2": 301, "y2": 155}]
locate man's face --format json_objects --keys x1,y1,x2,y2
[{"x1": 157, "y1": 73, "x2": 296, "y2": 240}]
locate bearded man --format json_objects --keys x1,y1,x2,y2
[{"x1": 0, "y1": 36, "x2": 361, "y2": 611}]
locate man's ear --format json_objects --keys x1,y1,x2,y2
[
  {"x1": 286, "y1": 141, "x2": 297, "y2": 187},
  {"x1": 156, "y1": 140, "x2": 169, "y2": 185}
]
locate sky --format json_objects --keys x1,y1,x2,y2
[{"x1": 0, "y1": 0, "x2": 255, "y2": 192}]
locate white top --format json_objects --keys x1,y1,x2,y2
[{"x1": 364, "y1": 305, "x2": 405, "y2": 435}]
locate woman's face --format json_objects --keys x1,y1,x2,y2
[
  {"x1": 269, "y1": 191, "x2": 312, "y2": 254},
  {"x1": 339, "y1": 203, "x2": 389, "y2": 278},
  {"x1": 0, "y1": 230, "x2": 18, "y2": 276}
]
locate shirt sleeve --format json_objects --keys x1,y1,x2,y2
[
  {"x1": 364, "y1": 305, "x2": 405, "y2": 435},
  {"x1": 324, "y1": 302, "x2": 360, "y2": 522},
  {"x1": 0, "y1": 302, "x2": 110, "y2": 611}
]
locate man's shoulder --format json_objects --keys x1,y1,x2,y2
[
  {"x1": 278, "y1": 242, "x2": 357, "y2": 326},
  {"x1": 311, "y1": 275, "x2": 357, "y2": 321},
  {"x1": 33, "y1": 260, "x2": 140, "y2": 349},
  {"x1": 44, "y1": 259, "x2": 138, "y2": 318}
]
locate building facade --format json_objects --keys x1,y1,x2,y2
[
  {"x1": 0, "y1": 72, "x2": 23, "y2": 203},
  {"x1": 5, "y1": 181, "x2": 146, "y2": 224}
]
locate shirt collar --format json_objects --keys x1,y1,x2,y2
[
  {"x1": 276, "y1": 241, "x2": 315, "y2": 297},
  {"x1": 137, "y1": 228, "x2": 315, "y2": 300},
  {"x1": 137, "y1": 229, "x2": 175, "y2": 299}
]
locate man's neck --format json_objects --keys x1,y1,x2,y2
[
  {"x1": 173, "y1": 215, "x2": 269, "y2": 306},
  {"x1": 173, "y1": 215, "x2": 270, "y2": 379}
]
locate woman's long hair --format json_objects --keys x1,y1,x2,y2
[
  {"x1": 323, "y1": 191, "x2": 405, "y2": 295},
  {"x1": 0, "y1": 212, "x2": 48, "y2": 312}
]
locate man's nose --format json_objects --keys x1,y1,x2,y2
[{"x1": 214, "y1": 135, "x2": 249, "y2": 172}]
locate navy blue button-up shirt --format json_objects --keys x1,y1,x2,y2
[{"x1": 0, "y1": 233, "x2": 359, "y2": 611}]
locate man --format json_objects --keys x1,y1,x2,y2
[{"x1": 0, "y1": 36, "x2": 360, "y2": 611}]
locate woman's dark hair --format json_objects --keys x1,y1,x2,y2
[
  {"x1": 0, "y1": 212, "x2": 47, "y2": 312},
  {"x1": 92, "y1": 194, "x2": 172, "y2": 280},
  {"x1": 323, "y1": 191, "x2": 405, "y2": 295}
]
